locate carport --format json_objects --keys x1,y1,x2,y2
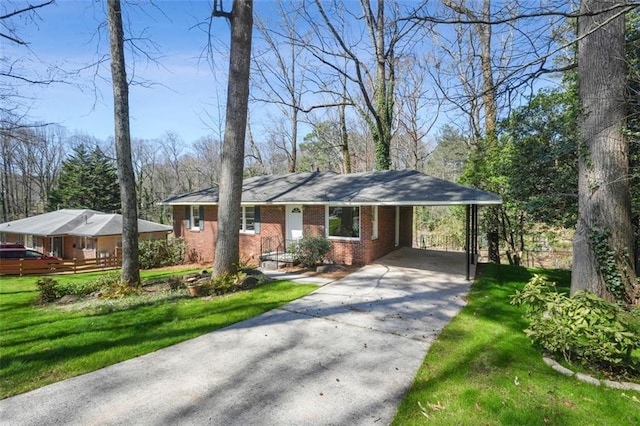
[{"x1": 315, "y1": 170, "x2": 502, "y2": 280}]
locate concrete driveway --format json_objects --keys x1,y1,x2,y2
[{"x1": 0, "y1": 248, "x2": 472, "y2": 426}]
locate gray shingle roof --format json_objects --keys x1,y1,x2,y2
[
  {"x1": 161, "y1": 170, "x2": 501, "y2": 206},
  {"x1": 0, "y1": 209, "x2": 172, "y2": 237}
]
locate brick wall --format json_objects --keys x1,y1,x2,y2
[
  {"x1": 368, "y1": 205, "x2": 399, "y2": 262},
  {"x1": 173, "y1": 204, "x2": 414, "y2": 267},
  {"x1": 302, "y1": 205, "x2": 325, "y2": 236},
  {"x1": 239, "y1": 206, "x2": 284, "y2": 266},
  {"x1": 175, "y1": 205, "x2": 287, "y2": 266},
  {"x1": 174, "y1": 205, "x2": 217, "y2": 263},
  {"x1": 328, "y1": 205, "x2": 403, "y2": 265}
]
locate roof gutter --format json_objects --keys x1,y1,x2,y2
[{"x1": 160, "y1": 199, "x2": 502, "y2": 207}]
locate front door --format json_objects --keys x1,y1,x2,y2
[
  {"x1": 285, "y1": 205, "x2": 303, "y2": 245},
  {"x1": 51, "y1": 236, "x2": 63, "y2": 258}
]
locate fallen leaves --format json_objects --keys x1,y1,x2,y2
[{"x1": 417, "y1": 400, "x2": 445, "y2": 418}]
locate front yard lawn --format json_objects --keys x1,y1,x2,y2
[
  {"x1": 0, "y1": 270, "x2": 317, "y2": 399},
  {"x1": 393, "y1": 264, "x2": 640, "y2": 425}
]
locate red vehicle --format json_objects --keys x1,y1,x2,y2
[{"x1": 0, "y1": 243, "x2": 61, "y2": 275}]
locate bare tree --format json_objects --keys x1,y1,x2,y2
[
  {"x1": 0, "y1": 0, "x2": 56, "y2": 122},
  {"x1": 572, "y1": 0, "x2": 637, "y2": 303},
  {"x1": 303, "y1": 0, "x2": 421, "y2": 171},
  {"x1": 298, "y1": 117, "x2": 343, "y2": 172},
  {"x1": 131, "y1": 137, "x2": 161, "y2": 221},
  {"x1": 393, "y1": 55, "x2": 440, "y2": 170},
  {"x1": 245, "y1": 119, "x2": 267, "y2": 176},
  {"x1": 252, "y1": 1, "x2": 309, "y2": 172},
  {"x1": 107, "y1": 0, "x2": 140, "y2": 286},
  {"x1": 191, "y1": 135, "x2": 222, "y2": 187},
  {"x1": 212, "y1": 0, "x2": 253, "y2": 276},
  {"x1": 0, "y1": 124, "x2": 66, "y2": 221}
]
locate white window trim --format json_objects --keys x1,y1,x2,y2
[
  {"x1": 372, "y1": 206, "x2": 379, "y2": 240},
  {"x1": 325, "y1": 205, "x2": 361, "y2": 241},
  {"x1": 240, "y1": 206, "x2": 256, "y2": 234},
  {"x1": 190, "y1": 205, "x2": 201, "y2": 231}
]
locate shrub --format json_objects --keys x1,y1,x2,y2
[
  {"x1": 54, "y1": 276, "x2": 108, "y2": 298},
  {"x1": 36, "y1": 271, "x2": 144, "y2": 303},
  {"x1": 90, "y1": 270, "x2": 141, "y2": 298},
  {"x1": 90, "y1": 270, "x2": 122, "y2": 289},
  {"x1": 167, "y1": 276, "x2": 185, "y2": 290},
  {"x1": 36, "y1": 277, "x2": 60, "y2": 303},
  {"x1": 36, "y1": 273, "x2": 114, "y2": 303},
  {"x1": 209, "y1": 271, "x2": 248, "y2": 296},
  {"x1": 138, "y1": 238, "x2": 186, "y2": 270},
  {"x1": 512, "y1": 274, "x2": 640, "y2": 372},
  {"x1": 101, "y1": 280, "x2": 141, "y2": 299},
  {"x1": 292, "y1": 234, "x2": 332, "y2": 268}
]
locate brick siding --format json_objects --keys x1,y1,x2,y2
[{"x1": 174, "y1": 204, "x2": 413, "y2": 267}]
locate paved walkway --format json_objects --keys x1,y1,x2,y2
[{"x1": 0, "y1": 248, "x2": 473, "y2": 426}]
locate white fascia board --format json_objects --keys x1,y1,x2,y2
[
  {"x1": 249, "y1": 200, "x2": 502, "y2": 207},
  {"x1": 162, "y1": 200, "x2": 502, "y2": 207},
  {"x1": 158, "y1": 201, "x2": 219, "y2": 206}
]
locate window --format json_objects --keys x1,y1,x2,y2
[
  {"x1": 75, "y1": 237, "x2": 95, "y2": 250},
  {"x1": 190, "y1": 205, "x2": 202, "y2": 230},
  {"x1": 23, "y1": 234, "x2": 34, "y2": 248},
  {"x1": 327, "y1": 206, "x2": 360, "y2": 239},
  {"x1": 372, "y1": 206, "x2": 378, "y2": 240},
  {"x1": 24, "y1": 250, "x2": 43, "y2": 259},
  {"x1": 240, "y1": 206, "x2": 255, "y2": 233}
]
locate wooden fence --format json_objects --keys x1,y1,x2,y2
[{"x1": 0, "y1": 255, "x2": 122, "y2": 276}]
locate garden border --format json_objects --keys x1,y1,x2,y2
[{"x1": 542, "y1": 356, "x2": 640, "y2": 392}]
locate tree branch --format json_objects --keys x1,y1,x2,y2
[
  {"x1": 408, "y1": 2, "x2": 640, "y2": 26},
  {"x1": 0, "y1": 0, "x2": 55, "y2": 21}
]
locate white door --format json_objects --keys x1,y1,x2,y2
[{"x1": 285, "y1": 204, "x2": 304, "y2": 242}]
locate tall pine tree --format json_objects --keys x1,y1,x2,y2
[{"x1": 48, "y1": 144, "x2": 120, "y2": 212}]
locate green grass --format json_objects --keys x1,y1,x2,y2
[
  {"x1": 392, "y1": 264, "x2": 640, "y2": 426},
  {"x1": 0, "y1": 270, "x2": 317, "y2": 399}
]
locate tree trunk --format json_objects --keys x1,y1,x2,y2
[
  {"x1": 340, "y1": 88, "x2": 351, "y2": 173},
  {"x1": 107, "y1": 0, "x2": 140, "y2": 286},
  {"x1": 479, "y1": 0, "x2": 497, "y2": 142},
  {"x1": 213, "y1": 0, "x2": 253, "y2": 277},
  {"x1": 373, "y1": 0, "x2": 391, "y2": 170},
  {"x1": 289, "y1": 108, "x2": 298, "y2": 173},
  {"x1": 479, "y1": 0, "x2": 500, "y2": 264},
  {"x1": 444, "y1": 0, "x2": 501, "y2": 263},
  {"x1": 572, "y1": 0, "x2": 637, "y2": 304}
]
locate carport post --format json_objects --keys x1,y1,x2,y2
[
  {"x1": 472, "y1": 204, "x2": 478, "y2": 264},
  {"x1": 465, "y1": 204, "x2": 470, "y2": 281}
]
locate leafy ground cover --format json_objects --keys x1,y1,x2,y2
[
  {"x1": 0, "y1": 270, "x2": 317, "y2": 399},
  {"x1": 393, "y1": 264, "x2": 640, "y2": 425}
]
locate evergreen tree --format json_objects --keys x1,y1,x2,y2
[{"x1": 48, "y1": 144, "x2": 120, "y2": 212}]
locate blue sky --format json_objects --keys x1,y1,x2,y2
[
  {"x1": 11, "y1": 0, "x2": 261, "y2": 143},
  {"x1": 7, "y1": 0, "x2": 563, "y2": 147}
]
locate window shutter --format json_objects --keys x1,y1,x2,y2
[
  {"x1": 254, "y1": 206, "x2": 261, "y2": 233},
  {"x1": 199, "y1": 206, "x2": 205, "y2": 228},
  {"x1": 184, "y1": 206, "x2": 191, "y2": 230}
]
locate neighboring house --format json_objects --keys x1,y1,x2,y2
[
  {"x1": 160, "y1": 170, "x2": 501, "y2": 269},
  {"x1": 0, "y1": 209, "x2": 172, "y2": 260}
]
